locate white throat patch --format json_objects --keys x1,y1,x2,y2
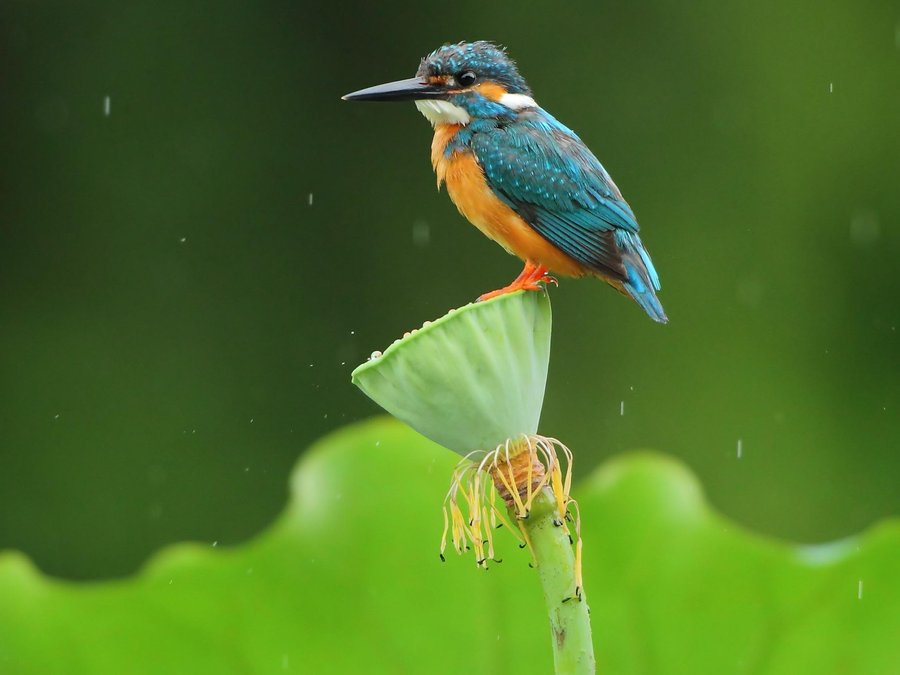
[{"x1": 415, "y1": 99, "x2": 471, "y2": 126}]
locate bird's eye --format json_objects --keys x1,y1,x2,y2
[{"x1": 457, "y1": 71, "x2": 477, "y2": 87}]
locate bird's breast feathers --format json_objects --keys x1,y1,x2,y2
[{"x1": 430, "y1": 124, "x2": 586, "y2": 277}]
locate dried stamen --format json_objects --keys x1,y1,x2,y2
[{"x1": 440, "y1": 434, "x2": 581, "y2": 572}]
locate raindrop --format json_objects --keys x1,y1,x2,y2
[
  {"x1": 307, "y1": 193, "x2": 314, "y2": 206},
  {"x1": 737, "y1": 439, "x2": 743, "y2": 459},
  {"x1": 827, "y1": 82, "x2": 834, "y2": 94},
  {"x1": 212, "y1": 541, "x2": 218, "y2": 547},
  {"x1": 53, "y1": 413, "x2": 60, "y2": 420},
  {"x1": 850, "y1": 210, "x2": 880, "y2": 246},
  {"x1": 858, "y1": 579, "x2": 863, "y2": 600},
  {"x1": 179, "y1": 237, "x2": 187, "y2": 243},
  {"x1": 103, "y1": 95, "x2": 111, "y2": 116},
  {"x1": 619, "y1": 401, "x2": 624, "y2": 416},
  {"x1": 412, "y1": 219, "x2": 431, "y2": 247}
]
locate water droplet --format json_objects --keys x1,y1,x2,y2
[
  {"x1": 103, "y1": 95, "x2": 111, "y2": 116},
  {"x1": 412, "y1": 220, "x2": 431, "y2": 247},
  {"x1": 619, "y1": 401, "x2": 624, "y2": 416},
  {"x1": 858, "y1": 579, "x2": 863, "y2": 600},
  {"x1": 737, "y1": 439, "x2": 743, "y2": 459},
  {"x1": 850, "y1": 210, "x2": 880, "y2": 246},
  {"x1": 369, "y1": 350, "x2": 382, "y2": 360},
  {"x1": 307, "y1": 193, "x2": 314, "y2": 206},
  {"x1": 212, "y1": 540, "x2": 218, "y2": 547}
]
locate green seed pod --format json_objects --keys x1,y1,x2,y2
[{"x1": 351, "y1": 290, "x2": 551, "y2": 456}]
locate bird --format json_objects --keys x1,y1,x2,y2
[{"x1": 342, "y1": 41, "x2": 667, "y2": 323}]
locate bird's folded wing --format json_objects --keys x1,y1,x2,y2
[{"x1": 471, "y1": 114, "x2": 639, "y2": 280}]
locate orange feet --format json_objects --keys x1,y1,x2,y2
[{"x1": 477, "y1": 263, "x2": 557, "y2": 302}]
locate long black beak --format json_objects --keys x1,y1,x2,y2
[{"x1": 342, "y1": 77, "x2": 447, "y2": 102}]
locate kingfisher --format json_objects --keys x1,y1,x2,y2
[{"x1": 343, "y1": 41, "x2": 667, "y2": 323}]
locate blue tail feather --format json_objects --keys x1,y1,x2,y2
[
  {"x1": 618, "y1": 233, "x2": 667, "y2": 323},
  {"x1": 624, "y1": 265, "x2": 668, "y2": 323}
]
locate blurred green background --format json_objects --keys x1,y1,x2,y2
[{"x1": 1, "y1": 0, "x2": 897, "y2": 580}]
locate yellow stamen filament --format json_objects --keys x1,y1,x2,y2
[{"x1": 440, "y1": 434, "x2": 581, "y2": 577}]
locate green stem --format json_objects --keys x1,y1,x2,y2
[{"x1": 523, "y1": 490, "x2": 595, "y2": 675}]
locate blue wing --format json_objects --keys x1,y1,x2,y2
[{"x1": 469, "y1": 109, "x2": 667, "y2": 322}]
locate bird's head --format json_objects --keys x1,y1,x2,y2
[{"x1": 342, "y1": 41, "x2": 536, "y2": 126}]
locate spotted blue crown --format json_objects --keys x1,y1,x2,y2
[{"x1": 416, "y1": 41, "x2": 532, "y2": 95}]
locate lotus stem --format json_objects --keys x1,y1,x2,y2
[{"x1": 352, "y1": 291, "x2": 595, "y2": 674}]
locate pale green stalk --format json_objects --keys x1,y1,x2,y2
[
  {"x1": 352, "y1": 290, "x2": 595, "y2": 674},
  {"x1": 525, "y1": 490, "x2": 595, "y2": 674}
]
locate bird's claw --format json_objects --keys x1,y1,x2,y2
[{"x1": 477, "y1": 270, "x2": 556, "y2": 302}]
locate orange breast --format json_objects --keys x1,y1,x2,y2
[{"x1": 430, "y1": 125, "x2": 585, "y2": 277}]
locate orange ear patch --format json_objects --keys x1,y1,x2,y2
[{"x1": 472, "y1": 82, "x2": 508, "y2": 102}]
